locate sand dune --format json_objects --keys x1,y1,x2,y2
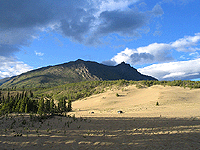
[
  {"x1": 69, "y1": 85, "x2": 200, "y2": 118},
  {"x1": 1, "y1": 85, "x2": 200, "y2": 149}
]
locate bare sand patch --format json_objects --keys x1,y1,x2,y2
[
  {"x1": 69, "y1": 85, "x2": 200, "y2": 118},
  {"x1": 1, "y1": 85, "x2": 200, "y2": 149}
]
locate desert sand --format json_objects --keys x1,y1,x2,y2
[
  {"x1": 69, "y1": 85, "x2": 200, "y2": 118},
  {"x1": 0, "y1": 85, "x2": 200, "y2": 149}
]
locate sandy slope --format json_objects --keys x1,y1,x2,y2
[
  {"x1": 69, "y1": 85, "x2": 200, "y2": 118},
  {"x1": 1, "y1": 85, "x2": 200, "y2": 150}
]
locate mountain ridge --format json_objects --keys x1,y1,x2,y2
[{"x1": 0, "y1": 59, "x2": 157, "y2": 89}]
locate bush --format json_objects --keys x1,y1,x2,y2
[{"x1": 136, "y1": 84, "x2": 143, "y2": 89}]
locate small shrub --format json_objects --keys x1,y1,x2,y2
[
  {"x1": 156, "y1": 102, "x2": 159, "y2": 106},
  {"x1": 116, "y1": 93, "x2": 119, "y2": 97},
  {"x1": 136, "y1": 84, "x2": 143, "y2": 89}
]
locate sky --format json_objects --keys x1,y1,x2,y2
[{"x1": 0, "y1": 0, "x2": 200, "y2": 81}]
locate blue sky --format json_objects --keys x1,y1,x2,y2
[{"x1": 0, "y1": 0, "x2": 200, "y2": 81}]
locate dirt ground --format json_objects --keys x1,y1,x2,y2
[{"x1": 1, "y1": 85, "x2": 200, "y2": 149}]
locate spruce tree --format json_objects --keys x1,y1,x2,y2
[
  {"x1": 2, "y1": 96, "x2": 5, "y2": 104},
  {"x1": 21, "y1": 91, "x2": 25, "y2": 99},
  {"x1": 9, "y1": 96, "x2": 15, "y2": 113},
  {"x1": 67, "y1": 99, "x2": 72, "y2": 112},
  {"x1": 45, "y1": 99, "x2": 50, "y2": 113},
  {"x1": 30, "y1": 90, "x2": 33, "y2": 97},
  {"x1": 37, "y1": 97, "x2": 44, "y2": 116},
  {"x1": 25, "y1": 104, "x2": 28, "y2": 113},
  {"x1": 63, "y1": 98, "x2": 66, "y2": 112},
  {"x1": 58, "y1": 99, "x2": 62, "y2": 113},
  {"x1": 6, "y1": 91, "x2": 10, "y2": 103},
  {"x1": 25, "y1": 91, "x2": 28, "y2": 98},
  {"x1": 19, "y1": 98, "x2": 25, "y2": 113},
  {"x1": 15, "y1": 101, "x2": 21, "y2": 112},
  {"x1": 50, "y1": 99, "x2": 55, "y2": 114}
]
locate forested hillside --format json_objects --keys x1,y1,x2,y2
[{"x1": 0, "y1": 59, "x2": 157, "y2": 89}]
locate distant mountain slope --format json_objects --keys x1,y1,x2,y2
[
  {"x1": 0, "y1": 59, "x2": 157, "y2": 89},
  {"x1": 0, "y1": 76, "x2": 16, "y2": 86}
]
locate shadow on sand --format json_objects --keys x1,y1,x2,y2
[{"x1": 0, "y1": 116, "x2": 200, "y2": 149}]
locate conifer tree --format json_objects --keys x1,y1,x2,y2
[
  {"x1": 45, "y1": 99, "x2": 50, "y2": 113},
  {"x1": 25, "y1": 91, "x2": 28, "y2": 98},
  {"x1": 67, "y1": 99, "x2": 72, "y2": 112},
  {"x1": 19, "y1": 98, "x2": 25, "y2": 113},
  {"x1": 37, "y1": 97, "x2": 44, "y2": 116},
  {"x1": 50, "y1": 99, "x2": 55, "y2": 114},
  {"x1": 63, "y1": 98, "x2": 66, "y2": 112},
  {"x1": 2, "y1": 96, "x2": 5, "y2": 104},
  {"x1": 6, "y1": 91, "x2": 10, "y2": 103},
  {"x1": 21, "y1": 91, "x2": 25, "y2": 99},
  {"x1": 15, "y1": 101, "x2": 21, "y2": 112},
  {"x1": 58, "y1": 99, "x2": 62, "y2": 113},
  {"x1": 9, "y1": 96, "x2": 15, "y2": 113},
  {"x1": 16, "y1": 93, "x2": 19, "y2": 101},
  {"x1": 25, "y1": 104, "x2": 28, "y2": 113},
  {"x1": 30, "y1": 90, "x2": 33, "y2": 97}
]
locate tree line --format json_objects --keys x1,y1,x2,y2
[
  {"x1": 1, "y1": 79, "x2": 200, "y2": 116},
  {"x1": 0, "y1": 90, "x2": 72, "y2": 116}
]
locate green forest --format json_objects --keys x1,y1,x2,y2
[{"x1": 1, "y1": 79, "x2": 200, "y2": 116}]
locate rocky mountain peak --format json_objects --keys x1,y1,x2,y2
[{"x1": 0, "y1": 59, "x2": 157, "y2": 89}]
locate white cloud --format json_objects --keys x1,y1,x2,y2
[
  {"x1": 0, "y1": 56, "x2": 32, "y2": 79},
  {"x1": 171, "y1": 33, "x2": 200, "y2": 52},
  {"x1": 111, "y1": 48, "x2": 134, "y2": 64},
  {"x1": 103, "y1": 33, "x2": 200, "y2": 66},
  {"x1": 96, "y1": 0, "x2": 138, "y2": 16},
  {"x1": 35, "y1": 51, "x2": 44, "y2": 56},
  {"x1": 138, "y1": 58, "x2": 200, "y2": 80}
]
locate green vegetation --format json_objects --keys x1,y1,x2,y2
[
  {"x1": 116, "y1": 93, "x2": 120, "y2": 97},
  {"x1": 0, "y1": 90, "x2": 71, "y2": 116},
  {"x1": 0, "y1": 59, "x2": 157, "y2": 89},
  {"x1": 134, "y1": 80, "x2": 200, "y2": 89},
  {"x1": 1, "y1": 79, "x2": 200, "y2": 116}
]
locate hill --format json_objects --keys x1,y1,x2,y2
[
  {"x1": 0, "y1": 76, "x2": 16, "y2": 86},
  {"x1": 0, "y1": 59, "x2": 157, "y2": 89},
  {"x1": 69, "y1": 84, "x2": 200, "y2": 118}
]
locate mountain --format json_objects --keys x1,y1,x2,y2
[{"x1": 0, "y1": 59, "x2": 157, "y2": 89}]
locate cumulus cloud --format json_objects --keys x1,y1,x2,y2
[
  {"x1": 0, "y1": 56, "x2": 32, "y2": 79},
  {"x1": 96, "y1": 10, "x2": 147, "y2": 35},
  {"x1": 85, "y1": 2, "x2": 163, "y2": 45},
  {"x1": 0, "y1": 0, "x2": 164, "y2": 54},
  {"x1": 103, "y1": 33, "x2": 200, "y2": 66},
  {"x1": 138, "y1": 58, "x2": 200, "y2": 80},
  {"x1": 171, "y1": 33, "x2": 200, "y2": 52}
]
